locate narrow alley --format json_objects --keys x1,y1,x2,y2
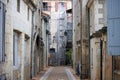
[
  {"x1": 31, "y1": 66, "x2": 80, "y2": 80},
  {"x1": 39, "y1": 66, "x2": 77, "y2": 80},
  {"x1": 0, "y1": 0, "x2": 120, "y2": 80}
]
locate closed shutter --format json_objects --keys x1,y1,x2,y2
[
  {"x1": 0, "y1": 74, "x2": 6, "y2": 80},
  {"x1": 107, "y1": 0, "x2": 120, "y2": 55},
  {"x1": 24, "y1": 38, "x2": 27, "y2": 65},
  {"x1": 0, "y1": 2, "x2": 5, "y2": 62},
  {"x1": 13, "y1": 32, "x2": 18, "y2": 67}
]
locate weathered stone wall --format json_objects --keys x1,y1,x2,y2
[
  {"x1": 24, "y1": 65, "x2": 31, "y2": 80},
  {"x1": 102, "y1": 33, "x2": 112, "y2": 80},
  {"x1": 72, "y1": 0, "x2": 81, "y2": 70},
  {"x1": 0, "y1": 0, "x2": 32, "y2": 79}
]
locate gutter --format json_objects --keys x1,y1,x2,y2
[
  {"x1": 31, "y1": 11, "x2": 34, "y2": 78},
  {"x1": 87, "y1": 8, "x2": 90, "y2": 79}
]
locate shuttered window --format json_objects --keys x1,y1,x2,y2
[
  {"x1": 43, "y1": 2, "x2": 48, "y2": 11},
  {"x1": 0, "y1": 2, "x2": 5, "y2": 62},
  {"x1": 24, "y1": 37, "x2": 29, "y2": 66},
  {"x1": 13, "y1": 32, "x2": 19, "y2": 67},
  {"x1": 0, "y1": 74, "x2": 6, "y2": 80},
  {"x1": 107, "y1": 0, "x2": 120, "y2": 55}
]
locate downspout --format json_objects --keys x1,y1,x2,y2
[
  {"x1": 100, "y1": 39, "x2": 103, "y2": 80},
  {"x1": 46, "y1": 22, "x2": 48, "y2": 67},
  {"x1": 87, "y1": 8, "x2": 91, "y2": 79},
  {"x1": 79, "y1": 0, "x2": 82, "y2": 79},
  {"x1": 31, "y1": 11, "x2": 34, "y2": 78}
]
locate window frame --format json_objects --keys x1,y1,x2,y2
[
  {"x1": 0, "y1": 1, "x2": 5, "y2": 62},
  {"x1": 43, "y1": 2, "x2": 48, "y2": 11},
  {"x1": 13, "y1": 32, "x2": 19, "y2": 69}
]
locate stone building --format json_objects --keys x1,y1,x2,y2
[
  {"x1": 42, "y1": 0, "x2": 72, "y2": 65},
  {"x1": 72, "y1": 0, "x2": 89, "y2": 79},
  {"x1": 66, "y1": 9, "x2": 72, "y2": 51},
  {"x1": 31, "y1": 0, "x2": 43, "y2": 78},
  {"x1": 0, "y1": 0, "x2": 44, "y2": 79},
  {"x1": 41, "y1": 11, "x2": 50, "y2": 68},
  {"x1": 86, "y1": 0, "x2": 112, "y2": 80},
  {"x1": 72, "y1": 0, "x2": 81, "y2": 72},
  {"x1": 0, "y1": 0, "x2": 34, "y2": 79},
  {"x1": 66, "y1": 8, "x2": 72, "y2": 65},
  {"x1": 72, "y1": 0, "x2": 113, "y2": 80},
  {"x1": 106, "y1": 0, "x2": 120, "y2": 80}
]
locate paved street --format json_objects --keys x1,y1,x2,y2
[{"x1": 39, "y1": 66, "x2": 79, "y2": 80}]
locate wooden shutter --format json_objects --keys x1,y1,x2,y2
[
  {"x1": 107, "y1": 0, "x2": 120, "y2": 55},
  {"x1": 0, "y1": 2, "x2": 5, "y2": 62}
]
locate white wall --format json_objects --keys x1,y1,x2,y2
[
  {"x1": 72, "y1": 0, "x2": 81, "y2": 69},
  {"x1": 0, "y1": 0, "x2": 32, "y2": 79}
]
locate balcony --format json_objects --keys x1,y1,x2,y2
[{"x1": 23, "y1": 0, "x2": 37, "y2": 10}]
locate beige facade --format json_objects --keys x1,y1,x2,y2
[
  {"x1": 42, "y1": 12, "x2": 50, "y2": 68},
  {"x1": 72, "y1": 0, "x2": 81, "y2": 70},
  {"x1": 0, "y1": 0, "x2": 32, "y2": 79},
  {"x1": 32, "y1": 0, "x2": 43, "y2": 78},
  {"x1": 0, "y1": 0, "x2": 43, "y2": 79},
  {"x1": 72, "y1": 0, "x2": 89, "y2": 79},
  {"x1": 43, "y1": 0, "x2": 72, "y2": 53},
  {"x1": 87, "y1": 0, "x2": 112, "y2": 80},
  {"x1": 72, "y1": 0, "x2": 113, "y2": 80}
]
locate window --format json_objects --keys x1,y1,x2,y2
[
  {"x1": 38, "y1": 9, "x2": 40, "y2": 15},
  {"x1": 17, "y1": 0, "x2": 20, "y2": 12},
  {"x1": 0, "y1": 74, "x2": 6, "y2": 80},
  {"x1": 0, "y1": 2, "x2": 5, "y2": 62},
  {"x1": 98, "y1": 0, "x2": 103, "y2": 4},
  {"x1": 27, "y1": 7, "x2": 29, "y2": 20},
  {"x1": 98, "y1": 8, "x2": 103, "y2": 14},
  {"x1": 7, "y1": 0, "x2": 9, "y2": 3},
  {"x1": 98, "y1": 18, "x2": 104, "y2": 24},
  {"x1": 59, "y1": 2, "x2": 64, "y2": 6},
  {"x1": 24, "y1": 36, "x2": 29, "y2": 65},
  {"x1": 13, "y1": 32, "x2": 19, "y2": 67},
  {"x1": 43, "y1": 2, "x2": 48, "y2": 11}
]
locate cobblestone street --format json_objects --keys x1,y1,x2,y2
[
  {"x1": 32, "y1": 66, "x2": 79, "y2": 80},
  {"x1": 46, "y1": 67, "x2": 69, "y2": 80},
  {"x1": 40, "y1": 66, "x2": 79, "y2": 80}
]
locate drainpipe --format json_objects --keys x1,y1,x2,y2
[
  {"x1": 88, "y1": 8, "x2": 91, "y2": 79},
  {"x1": 79, "y1": 0, "x2": 82, "y2": 79},
  {"x1": 100, "y1": 39, "x2": 103, "y2": 80},
  {"x1": 31, "y1": 11, "x2": 34, "y2": 78}
]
